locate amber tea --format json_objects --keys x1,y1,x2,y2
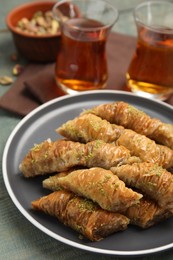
[
  {"x1": 127, "y1": 26, "x2": 173, "y2": 100},
  {"x1": 126, "y1": 1, "x2": 173, "y2": 100},
  {"x1": 53, "y1": 0, "x2": 118, "y2": 94},
  {"x1": 55, "y1": 18, "x2": 107, "y2": 93}
]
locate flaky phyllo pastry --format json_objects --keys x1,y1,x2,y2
[
  {"x1": 56, "y1": 113, "x2": 173, "y2": 168},
  {"x1": 57, "y1": 113, "x2": 124, "y2": 143},
  {"x1": 32, "y1": 190, "x2": 129, "y2": 241},
  {"x1": 111, "y1": 162, "x2": 173, "y2": 209},
  {"x1": 42, "y1": 167, "x2": 142, "y2": 212},
  {"x1": 20, "y1": 139, "x2": 140, "y2": 177},
  {"x1": 42, "y1": 175, "x2": 173, "y2": 229},
  {"x1": 81, "y1": 101, "x2": 173, "y2": 149},
  {"x1": 19, "y1": 101, "x2": 173, "y2": 241},
  {"x1": 42, "y1": 167, "x2": 173, "y2": 228},
  {"x1": 124, "y1": 196, "x2": 173, "y2": 228}
]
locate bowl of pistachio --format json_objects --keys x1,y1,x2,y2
[{"x1": 6, "y1": 1, "x2": 61, "y2": 62}]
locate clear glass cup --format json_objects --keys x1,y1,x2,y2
[
  {"x1": 53, "y1": 0, "x2": 118, "y2": 94},
  {"x1": 126, "y1": 1, "x2": 173, "y2": 101}
]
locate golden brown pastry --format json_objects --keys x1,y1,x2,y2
[
  {"x1": 46, "y1": 167, "x2": 143, "y2": 212},
  {"x1": 116, "y1": 129, "x2": 173, "y2": 168},
  {"x1": 82, "y1": 101, "x2": 173, "y2": 149},
  {"x1": 57, "y1": 113, "x2": 124, "y2": 143},
  {"x1": 124, "y1": 196, "x2": 173, "y2": 228},
  {"x1": 56, "y1": 114, "x2": 173, "y2": 168},
  {"x1": 111, "y1": 162, "x2": 173, "y2": 209},
  {"x1": 19, "y1": 139, "x2": 84, "y2": 177},
  {"x1": 43, "y1": 171, "x2": 69, "y2": 190},
  {"x1": 20, "y1": 139, "x2": 140, "y2": 178},
  {"x1": 32, "y1": 190, "x2": 130, "y2": 241},
  {"x1": 43, "y1": 172, "x2": 173, "y2": 229}
]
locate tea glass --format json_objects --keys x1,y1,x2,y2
[
  {"x1": 126, "y1": 1, "x2": 173, "y2": 101},
  {"x1": 53, "y1": 0, "x2": 118, "y2": 94}
]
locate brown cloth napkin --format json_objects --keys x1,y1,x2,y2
[{"x1": 0, "y1": 32, "x2": 172, "y2": 116}]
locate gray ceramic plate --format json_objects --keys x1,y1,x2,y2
[{"x1": 2, "y1": 90, "x2": 173, "y2": 256}]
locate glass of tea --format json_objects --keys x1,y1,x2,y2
[
  {"x1": 52, "y1": 0, "x2": 118, "y2": 94},
  {"x1": 126, "y1": 1, "x2": 173, "y2": 101}
]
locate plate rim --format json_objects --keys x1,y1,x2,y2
[{"x1": 2, "y1": 90, "x2": 173, "y2": 256}]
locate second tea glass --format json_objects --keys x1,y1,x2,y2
[{"x1": 126, "y1": 1, "x2": 173, "y2": 101}]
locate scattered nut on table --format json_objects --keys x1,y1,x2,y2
[
  {"x1": 12, "y1": 64, "x2": 23, "y2": 76},
  {"x1": 0, "y1": 76, "x2": 13, "y2": 85},
  {"x1": 15, "y1": 11, "x2": 60, "y2": 35}
]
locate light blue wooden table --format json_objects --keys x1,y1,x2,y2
[{"x1": 0, "y1": 1, "x2": 173, "y2": 259}]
